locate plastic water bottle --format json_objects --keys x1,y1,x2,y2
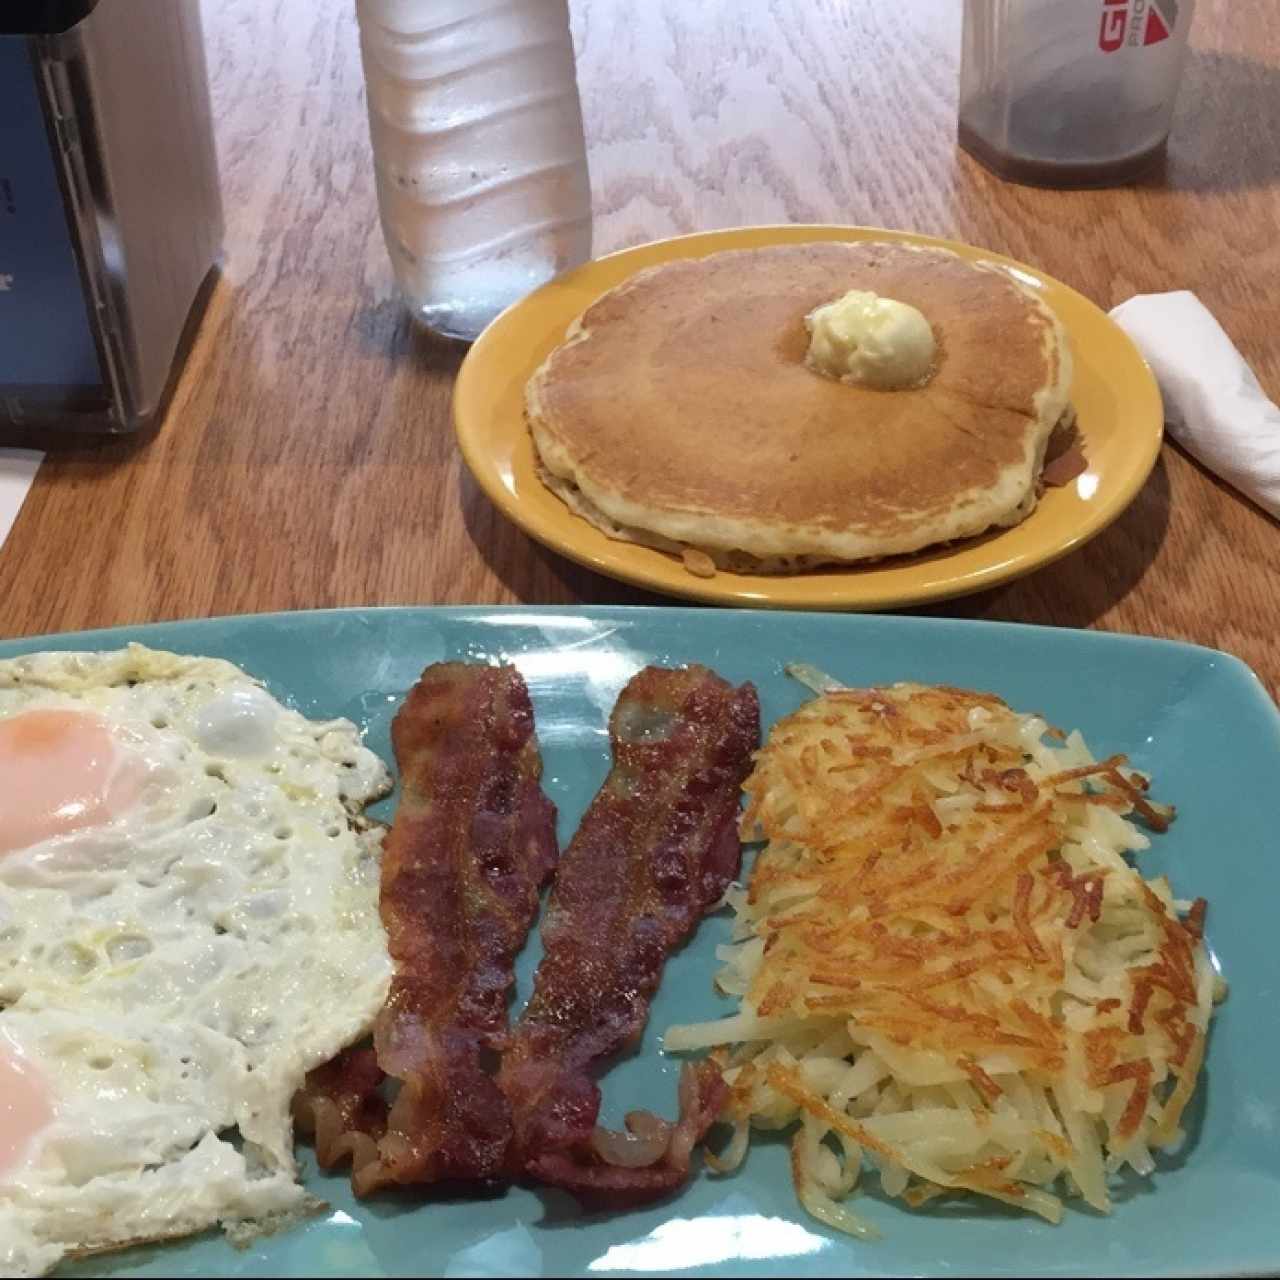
[{"x1": 356, "y1": 0, "x2": 593, "y2": 340}]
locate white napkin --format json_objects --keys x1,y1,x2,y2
[
  {"x1": 1109, "y1": 292, "x2": 1280, "y2": 521},
  {"x1": 0, "y1": 449, "x2": 43, "y2": 549}
]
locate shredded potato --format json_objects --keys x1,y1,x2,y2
[{"x1": 665, "y1": 680, "x2": 1223, "y2": 1236}]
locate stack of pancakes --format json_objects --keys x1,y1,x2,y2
[{"x1": 525, "y1": 241, "x2": 1074, "y2": 575}]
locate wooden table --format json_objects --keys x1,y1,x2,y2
[{"x1": 1, "y1": 0, "x2": 1277, "y2": 694}]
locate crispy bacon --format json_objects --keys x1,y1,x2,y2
[
  {"x1": 293, "y1": 1046, "x2": 386, "y2": 1174},
  {"x1": 499, "y1": 664, "x2": 759, "y2": 1203},
  {"x1": 529, "y1": 1059, "x2": 729, "y2": 1204},
  {"x1": 300, "y1": 662, "x2": 559, "y2": 1193}
]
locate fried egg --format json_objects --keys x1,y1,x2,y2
[{"x1": 0, "y1": 646, "x2": 392, "y2": 1276}]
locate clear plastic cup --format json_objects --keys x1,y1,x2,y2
[{"x1": 959, "y1": 0, "x2": 1196, "y2": 187}]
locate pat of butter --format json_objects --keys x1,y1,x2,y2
[{"x1": 804, "y1": 290, "x2": 936, "y2": 390}]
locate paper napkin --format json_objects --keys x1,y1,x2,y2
[{"x1": 1110, "y1": 291, "x2": 1280, "y2": 520}]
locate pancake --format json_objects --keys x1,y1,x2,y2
[{"x1": 525, "y1": 242, "x2": 1074, "y2": 574}]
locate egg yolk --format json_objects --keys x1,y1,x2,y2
[
  {"x1": 0, "y1": 709, "x2": 145, "y2": 857},
  {"x1": 0, "y1": 1037, "x2": 53, "y2": 1176}
]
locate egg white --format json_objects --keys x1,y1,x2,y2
[{"x1": 0, "y1": 646, "x2": 393, "y2": 1276}]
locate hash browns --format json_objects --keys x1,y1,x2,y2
[{"x1": 666, "y1": 681, "x2": 1222, "y2": 1235}]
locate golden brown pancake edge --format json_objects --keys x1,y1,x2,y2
[{"x1": 526, "y1": 242, "x2": 1073, "y2": 570}]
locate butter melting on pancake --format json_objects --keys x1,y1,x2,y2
[{"x1": 526, "y1": 242, "x2": 1073, "y2": 573}]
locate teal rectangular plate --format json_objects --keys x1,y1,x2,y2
[{"x1": 3, "y1": 607, "x2": 1277, "y2": 1279}]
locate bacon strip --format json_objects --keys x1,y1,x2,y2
[
  {"x1": 293, "y1": 1045, "x2": 386, "y2": 1174},
  {"x1": 499, "y1": 664, "x2": 759, "y2": 1204},
  {"x1": 299, "y1": 662, "x2": 559, "y2": 1192}
]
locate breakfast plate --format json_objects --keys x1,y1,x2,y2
[
  {"x1": 453, "y1": 225, "x2": 1163, "y2": 610},
  {"x1": 4, "y1": 605, "x2": 1276, "y2": 1278}
]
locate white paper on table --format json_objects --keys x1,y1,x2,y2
[
  {"x1": 1110, "y1": 292, "x2": 1280, "y2": 521},
  {"x1": 0, "y1": 449, "x2": 43, "y2": 549}
]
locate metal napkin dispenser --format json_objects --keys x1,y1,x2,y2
[{"x1": 0, "y1": 0, "x2": 223, "y2": 435}]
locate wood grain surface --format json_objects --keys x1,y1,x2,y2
[{"x1": 1, "y1": 0, "x2": 1277, "y2": 693}]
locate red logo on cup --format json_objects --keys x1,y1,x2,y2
[
  {"x1": 1100, "y1": 0, "x2": 1178, "y2": 53},
  {"x1": 1145, "y1": 0, "x2": 1178, "y2": 44},
  {"x1": 1099, "y1": 0, "x2": 1128, "y2": 53}
]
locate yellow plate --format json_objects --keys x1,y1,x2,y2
[{"x1": 454, "y1": 225, "x2": 1162, "y2": 610}]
